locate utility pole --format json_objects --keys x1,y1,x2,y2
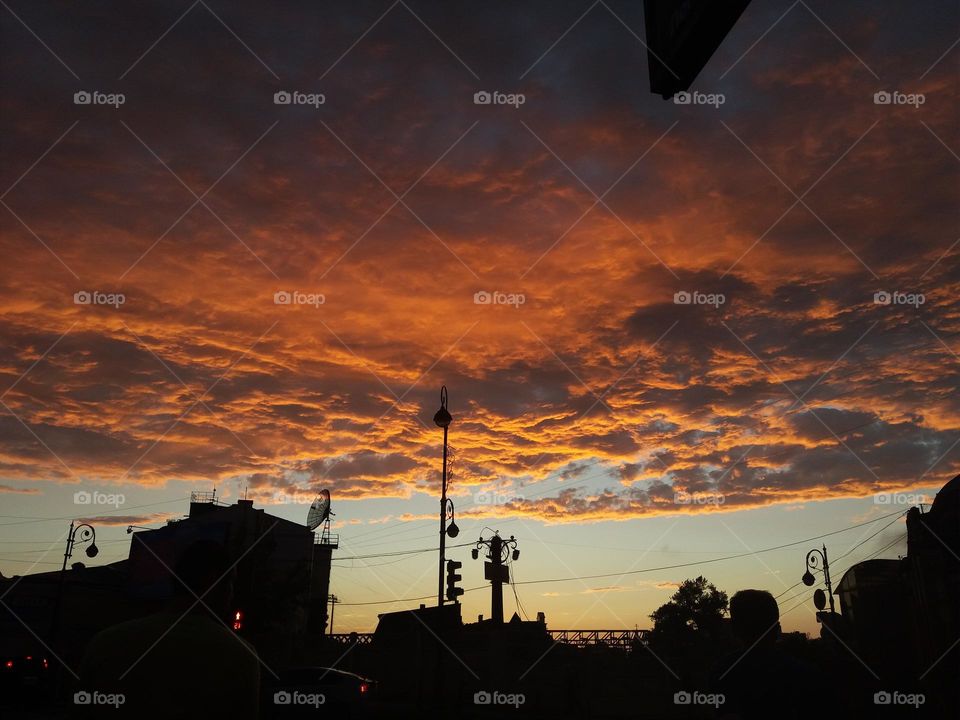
[
  {"x1": 328, "y1": 594, "x2": 339, "y2": 636},
  {"x1": 473, "y1": 532, "x2": 519, "y2": 624},
  {"x1": 490, "y1": 535, "x2": 504, "y2": 623}
]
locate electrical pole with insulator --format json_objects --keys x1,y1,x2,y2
[{"x1": 472, "y1": 532, "x2": 519, "y2": 624}]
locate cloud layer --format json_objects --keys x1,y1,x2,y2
[{"x1": 1, "y1": 0, "x2": 958, "y2": 523}]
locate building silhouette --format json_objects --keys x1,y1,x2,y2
[
  {"x1": 833, "y1": 474, "x2": 960, "y2": 715},
  {"x1": 0, "y1": 493, "x2": 336, "y2": 673}
]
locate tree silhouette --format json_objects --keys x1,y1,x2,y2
[{"x1": 648, "y1": 576, "x2": 728, "y2": 647}]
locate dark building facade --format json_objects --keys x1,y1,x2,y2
[
  {"x1": 0, "y1": 494, "x2": 336, "y2": 671},
  {"x1": 833, "y1": 474, "x2": 960, "y2": 714}
]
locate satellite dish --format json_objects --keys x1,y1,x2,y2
[
  {"x1": 813, "y1": 588, "x2": 827, "y2": 611},
  {"x1": 307, "y1": 489, "x2": 333, "y2": 530}
]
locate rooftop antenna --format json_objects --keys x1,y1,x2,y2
[{"x1": 307, "y1": 489, "x2": 335, "y2": 543}]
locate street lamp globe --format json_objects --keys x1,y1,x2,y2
[{"x1": 434, "y1": 386, "x2": 452, "y2": 428}]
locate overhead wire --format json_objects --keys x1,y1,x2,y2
[
  {"x1": 0, "y1": 497, "x2": 189, "y2": 527},
  {"x1": 336, "y1": 509, "x2": 906, "y2": 605}
]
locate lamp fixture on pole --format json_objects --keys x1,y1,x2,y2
[{"x1": 802, "y1": 544, "x2": 836, "y2": 615}]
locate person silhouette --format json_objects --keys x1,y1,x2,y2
[
  {"x1": 78, "y1": 540, "x2": 260, "y2": 719},
  {"x1": 710, "y1": 589, "x2": 819, "y2": 719}
]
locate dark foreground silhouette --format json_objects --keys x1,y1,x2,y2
[
  {"x1": 710, "y1": 589, "x2": 821, "y2": 720},
  {"x1": 77, "y1": 540, "x2": 260, "y2": 720}
]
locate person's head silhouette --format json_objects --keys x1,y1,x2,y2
[{"x1": 729, "y1": 589, "x2": 780, "y2": 649}]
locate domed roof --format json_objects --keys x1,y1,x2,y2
[{"x1": 930, "y1": 473, "x2": 960, "y2": 517}]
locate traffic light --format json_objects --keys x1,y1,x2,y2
[{"x1": 445, "y1": 560, "x2": 463, "y2": 602}]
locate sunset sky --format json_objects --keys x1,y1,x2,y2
[{"x1": 1, "y1": 1, "x2": 958, "y2": 635}]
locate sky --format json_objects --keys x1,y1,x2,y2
[{"x1": 1, "y1": 1, "x2": 958, "y2": 635}]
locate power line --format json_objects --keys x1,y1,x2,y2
[
  {"x1": 774, "y1": 511, "x2": 906, "y2": 601},
  {"x1": 336, "y1": 507, "x2": 909, "y2": 563},
  {"x1": 780, "y1": 531, "x2": 907, "y2": 618},
  {"x1": 339, "y1": 588, "x2": 481, "y2": 607},
  {"x1": 335, "y1": 509, "x2": 906, "y2": 605},
  {"x1": 833, "y1": 512, "x2": 906, "y2": 563},
  {"x1": 509, "y1": 561, "x2": 529, "y2": 621},
  {"x1": 334, "y1": 540, "x2": 476, "y2": 561},
  {"x1": 0, "y1": 539, "x2": 130, "y2": 555},
  {"x1": 510, "y1": 510, "x2": 907, "y2": 587},
  {"x1": 0, "y1": 497, "x2": 189, "y2": 527},
  {"x1": 780, "y1": 527, "x2": 908, "y2": 611}
]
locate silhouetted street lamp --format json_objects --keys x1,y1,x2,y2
[
  {"x1": 49, "y1": 521, "x2": 98, "y2": 674},
  {"x1": 434, "y1": 386, "x2": 453, "y2": 606},
  {"x1": 444, "y1": 499, "x2": 459, "y2": 538},
  {"x1": 802, "y1": 544, "x2": 836, "y2": 614}
]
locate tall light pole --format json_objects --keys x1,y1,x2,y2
[{"x1": 434, "y1": 386, "x2": 452, "y2": 606}]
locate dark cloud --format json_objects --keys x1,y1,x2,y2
[{"x1": 0, "y1": 0, "x2": 957, "y2": 519}]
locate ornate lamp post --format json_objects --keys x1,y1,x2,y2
[
  {"x1": 472, "y1": 532, "x2": 519, "y2": 623},
  {"x1": 49, "y1": 521, "x2": 98, "y2": 660},
  {"x1": 434, "y1": 386, "x2": 453, "y2": 606},
  {"x1": 802, "y1": 544, "x2": 836, "y2": 614}
]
